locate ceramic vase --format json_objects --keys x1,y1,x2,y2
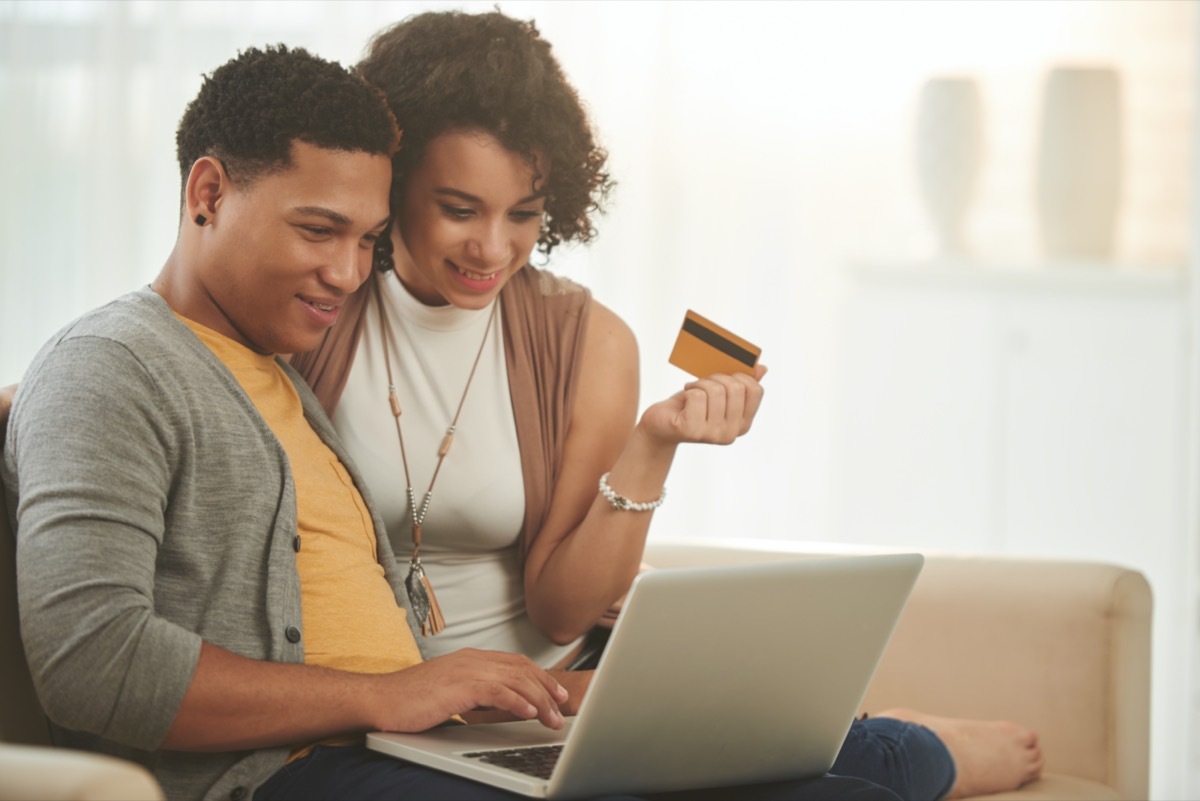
[
  {"x1": 1036, "y1": 66, "x2": 1122, "y2": 261},
  {"x1": 914, "y1": 76, "x2": 983, "y2": 256}
]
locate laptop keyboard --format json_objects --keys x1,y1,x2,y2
[{"x1": 462, "y1": 744, "x2": 563, "y2": 779}]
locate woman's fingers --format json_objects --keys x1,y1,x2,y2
[
  {"x1": 678, "y1": 372, "x2": 762, "y2": 441},
  {"x1": 638, "y1": 366, "x2": 765, "y2": 446}
]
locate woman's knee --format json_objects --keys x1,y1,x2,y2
[{"x1": 832, "y1": 718, "x2": 956, "y2": 801}]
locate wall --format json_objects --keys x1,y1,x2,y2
[{"x1": 0, "y1": 0, "x2": 1194, "y2": 795}]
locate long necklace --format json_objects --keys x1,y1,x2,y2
[{"x1": 373, "y1": 271, "x2": 499, "y2": 636}]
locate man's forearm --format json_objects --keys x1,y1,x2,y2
[
  {"x1": 163, "y1": 643, "x2": 573, "y2": 751},
  {"x1": 162, "y1": 641, "x2": 379, "y2": 751}
]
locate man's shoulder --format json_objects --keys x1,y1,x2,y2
[
  {"x1": 17, "y1": 288, "x2": 215, "y2": 424},
  {"x1": 57, "y1": 288, "x2": 176, "y2": 347},
  {"x1": 29, "y1": 289, "x2": 193, "y2": 372}
]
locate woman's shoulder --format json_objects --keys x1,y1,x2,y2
[
  {"x1": 516, "y1": 265, "x2": 589, "y2": 300},
  {"x1": 510, "y1": 267, "x2": 634, "y2": 346},
  {"x1": 583, "y1": 298, "x2": 635, "y2": 352}
]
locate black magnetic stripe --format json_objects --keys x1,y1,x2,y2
[{"x1": 682, "y1": 318, "x2": 756, "y2": 367}]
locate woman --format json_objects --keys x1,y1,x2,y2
[{"x1": 292, "y1": 10, "x2": 1043, "y2": 800}]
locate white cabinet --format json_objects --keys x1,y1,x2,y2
[{"x1": 832, "y1": 260, "x2": 1190, "y2": 798}]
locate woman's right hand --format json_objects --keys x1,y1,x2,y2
[{"x1": 636, "y1": 364, "x2": 767, "y2": 449}]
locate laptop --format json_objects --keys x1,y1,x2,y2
[{"x1": 367, "y1": 553, "x2": 923, "y2": 799}]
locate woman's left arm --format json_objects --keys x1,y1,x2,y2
[{"x1": 522, "y1": 301, "x2": 764, "y2": 643}]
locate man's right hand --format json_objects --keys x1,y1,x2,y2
[{"x1": 369, "y1": 648, "x2": 569, "y2": 732}]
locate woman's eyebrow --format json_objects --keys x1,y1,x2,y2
[{"x1": 434, "y1": 187, "x2": 545, "y2": 204}]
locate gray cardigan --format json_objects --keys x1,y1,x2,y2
[{"x1": 1, "y1": 288, "x2": 419, "y2": 801}]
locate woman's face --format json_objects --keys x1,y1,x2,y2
[{"x1": 392, "y1": 130, "x2": 547, "y2": 308}]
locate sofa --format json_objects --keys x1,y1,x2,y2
[
  {"x1": 0, "y1": 477, "x2": 164, "y2": 800},
  {"x1": 1, "y1": 460, "x2": 1150, "y2": 799},
  {"x1": 4, "y1": 532, "x2": 1156, "y2": 801},
  {"x1": 644, "y1": 540, "x2": 1151, "y2": 801}
]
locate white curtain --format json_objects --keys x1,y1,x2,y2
[{"x1": 3, "y1": 0, "x2": 1189, "y2": 540}]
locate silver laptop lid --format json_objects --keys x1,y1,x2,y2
[
  {"x1": 547, "y1": 553, "x2": 924, "y2": 798},
  {"x1": 367, "y1": 553, "x2": 924, "y2": 799}
]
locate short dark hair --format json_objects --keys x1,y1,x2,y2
[
  {"x1": 358, "y1": 10, "x2": 613, "y2": 257},
  {"x1": 176, "y1": 44, "x2": 400, "y2": 189}
]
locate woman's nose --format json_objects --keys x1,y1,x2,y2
[{"x1": 469, "y1": 221, "x2": 512, "y2": 267}]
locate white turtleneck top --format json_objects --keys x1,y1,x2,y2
[{"x1": 331, "y1": 270, "x2": 580, "y2": 667}]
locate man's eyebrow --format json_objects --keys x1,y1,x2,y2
[
  {"x1": 435, "y1": 187, "x2": 545, "y2": 205},
  {"x1": 292, "y1": 206, "x2": 350, "y2": 226},
  {"x1": 292, "y1": 208, "x2": 390, "y2": 231}
]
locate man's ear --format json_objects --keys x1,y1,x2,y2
[{"x1": 185, "y1": 156, "x2": 229, "y2": 227}]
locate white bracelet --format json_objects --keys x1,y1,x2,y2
[{"x1": 598, "y1": 472, "x2": 666, "y2": 512}]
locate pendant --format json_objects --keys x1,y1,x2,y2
[{"x1": 405, "y1": 558, "x2": 446, "y2": 636}]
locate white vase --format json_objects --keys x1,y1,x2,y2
[
  {"x1": 1036, "y1": 66, "x2": 1122, "y2": 261},
  {"x1": 914, "y1": 76, "x2": 983, "y2": 256}
]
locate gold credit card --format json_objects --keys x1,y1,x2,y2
[{"x1": 668, "y1": 309, "x2": 761, "y2": 378}]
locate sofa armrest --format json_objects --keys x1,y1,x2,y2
[
  {"x1": 0, "y1": 743, "x2": 163, "y2": 801},
  {"x1": 643, "y1": 539, "x2": 1151, "y2": 801}
]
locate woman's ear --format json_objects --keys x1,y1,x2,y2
[{"x1": 184, "y1": 156, "x2": 228, "y2": 227}]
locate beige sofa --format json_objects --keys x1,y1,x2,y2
[
  {"x1": 0, "y1": 480, "x2": 164, "y2": 800},
  {"x1": 1, "y1": 475, "x2": 1150, "y2": 799},
  {"x1": 644, "y1": 540, "x2": 1152, "y2": 801},
  {"x1": 0, "y1": 527, "x2": 1152, "y2": 796}
]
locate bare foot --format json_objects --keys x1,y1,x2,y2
[{"x1": 875, "y1": 707, "x2": 1044, "y2": 799}]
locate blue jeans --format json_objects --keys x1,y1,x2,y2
[
  {"x1": 832, "y1": 717, "x2": 957, "y2": 801},
  {"x1": 254, "y1": 744, "x2": 902, "y2": 801}
]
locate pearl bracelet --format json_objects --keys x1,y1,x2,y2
[{"x1": 598, "y1": 472, "x2": 667, "y2": 512}]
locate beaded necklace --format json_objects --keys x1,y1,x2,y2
[{"x1": 373, "y1": 270, "x2": 498, "y2": 635}]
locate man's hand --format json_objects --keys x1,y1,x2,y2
[
  {"x1": 370, "y1": 649, "x2": 569, "y2": 732},
  {"x1": 462, "y1": 668, "x2": 594, "y2": 725}
]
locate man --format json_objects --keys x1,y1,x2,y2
[
  {"x1": 1, "y1": 45, "x2": 572, "y2": 801},
  {"x1": 1, "y1": 44, "x2": 899, "y2": 801}
]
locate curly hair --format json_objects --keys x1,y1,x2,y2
[
  {"x1": 176, "y1": 44, "x2": 400, "y2": 190},
  {"x1": 358, "y1": 10, "x2": 613, "y2": 258}
]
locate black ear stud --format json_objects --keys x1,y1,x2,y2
[{"x1": 194, "y1": 214, "x2": 208, "y2": 226}]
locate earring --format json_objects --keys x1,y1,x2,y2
[{"x1": 194, "y1": 214, "x2": 208, "y2": 226}]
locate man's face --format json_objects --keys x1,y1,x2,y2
[{"x1": 197, "y1": 140, "x2": 392, "y2": 355}]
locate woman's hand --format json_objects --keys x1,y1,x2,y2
[{"x1": 637, "y1": 364, "x2": 766, "y2": 447}]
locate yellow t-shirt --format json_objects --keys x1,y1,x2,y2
[{"x1": 180, "y1": 317, "x2": 423, "y2": 753}]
